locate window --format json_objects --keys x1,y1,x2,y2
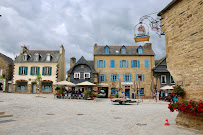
[
  {"x1": 23, "y1": 54, "x2": 27, "y2": 61},
  {"x1": 105, "y1": 45, "x2": 109, "y2": 54},
  {"x1": 99, "y1": 74, "x2": 106, "y2": 82},
  {"x1": 121, "y1": 46, "x2": 126, "y2": 54},
  {"x1": 120, "y1": 60, "x2": 128, "y2": 68},
  {"x1": 170, "y1": 75, "x2": 175, "y2": 84},
  {"x1": 136, "y1": 74, "x2": 145, "y2": 81},
  {"x1": 110, "y1": 60, "x2": 115, "y2": 68},
  {"x1": 81, "y1": 65, "x2": 84, "y2": 68},
  {"x1": 145, "y1": 60, "x2": 149, "y2": 68},
  {"x1": 138, "y1": 46, "x2": 143, "y2": 54},
  {"x1": 131, "y1": 60, "x2": 137, "y2": 68},
  {"x1": 161, "y1": 75, "x2": 166, "y2": 84},
  {"x1": 137, "y1": 88, "x2": 144, "y2": 95},
  {"x1": 111, "y1": 88, "x2": 117, "y2": 95},
  {"x1": 74, "y1": 73, "x2": 80, "y2": 79},
  {"x1": 123, "y1": 74, "x2": 132, "y2": 81},
  {"x1": 43, "y1": 67, "x2": 52, "y2": 76},
  {"x1": 31, "y1": 67, "x2": 39, "y2": 75},
  {"x1": 96, "y1": 60, "x2": 106, "y2": 68},
  {"x1": 34, "y1": 54, "x2": 39, "y2": 61},
  {"x1": 0, "y1": 69, "x2": 2, "y2": 76},
  {"x1": 19, "y1": 67, "x2": 28, "y2": 75},
  {"x1": 111, "y1": 74, "x2": 119, "y2": 81},
  {"x1": 46, "y1": 54, "x2": 51, "y2": 61},
  {"x1": 84, "y1": 73, "x2": 90, "y2": 79}
]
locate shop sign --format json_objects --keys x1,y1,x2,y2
[{"x1": 121, "y1": 82, "x2": 134, "y2": 85}]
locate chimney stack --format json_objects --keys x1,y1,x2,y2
[
  {"x1": 20, "y1": 45, "x2": 28, "y2": 54},
  {"x1": 70, "y1": 57, "x2": 76, "y2": 69},
  {"x1": 144, "y1": 43, "x2": 152, "y2": 49}
]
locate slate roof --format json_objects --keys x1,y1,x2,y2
[
  {"x1": 157, "y1": 0, "x2": 179, "y2": 16},
  {"x1": 14, "y1": 50, "x2": 61, "y2": 63},
  {"x1": 152, "y1": 56, "x2": 168, "y2": 72},
  {"x1": 67, "y1": 56, "x2": 97, "y2": 73},
  {"x1": 94, "y1": 44, "x2": 155, "y2": 56},
  {"x1": 0, "y1": 53, "x2": 13, "y2": 65}
]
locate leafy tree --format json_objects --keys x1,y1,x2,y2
[{"x1": 35, "y1": 72, "x2": 42, "y2": 94}]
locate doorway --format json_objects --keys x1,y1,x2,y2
[
  {"x1": 125, "y1": 89, "x2": 130, "y2": 98},
  {"x1": 0, "y1": 83, "x2": 3, "y2": 91},
  {"x1": 32, "y1": 83, "x2": 36, "y2": 94}
]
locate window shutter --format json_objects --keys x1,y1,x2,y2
[
  {"x1": 138, "y1": 60, "x2": 140, "y2": 68},
  {"x1": 145, "y1": 60, "x2": 149, "y2": 68},
  {"x1": 112, "y1": 60, "x2": 115, "y2": 68},
  {"x1": 142, "y1": 74, "x2": 145, "y2": 81},
  {"x1": 25, "y1": 67, "x2": 28, "y2": 75},
  {"x1": 130, "y1": 74, "x2": 132, "y2": 81},
  {"x1": 116, "y1": 74, "x2": 119, "y2": 80},
  {"x1": 110, "y1": 60, "x2": 113, "y2": 68},
  {"x1": 126, "y1": 60, "x2": 129, "y2": 68},
  {"x1": 123, "y1": 74, "x2": 125, "y2": 81},
  {"x1": 37, "y1": 67, "x2": 40, "y2": 75},
  {"x1": 131, "y1": 60, "x2": 133, "y2": 68},
  {"x1": 49, "y1": 67, "x2": 52, "y2": 75},
  {"x1": 30, "y1": 67, "x2": 33, "y2": 75},
  {"x1": 145, "y1": 60, "x2": 147, "y2": 68},
  {"x1": 136, "y1": 74, "x2": 138, "y2": 81},
  {"x1": 96, "y1": 60, "x2": 99, "y2": 68},
  {"x1": 19, "y1": 67, "x2": 21, "y2": 75},
  {"x1": 120, "y1": 60, "x2": 122, "y2": 68},
  {"x1": 103, "y1": 60, "x2": 106, "y2": 68},
  {"x1": 147, "y1": 60, "x2": 149, "y2": 68},
  {"x1": 104, "y1": 74, "x2": 106, "y2": 81},
  {"x1": 110, "y1": 74, "x2": 113, "y2": 81},
  {"x1": 42, "y1": 67, "x2": 45, "y2": 75}
]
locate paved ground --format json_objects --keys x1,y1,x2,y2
[{"x1": 0, "y1": 93, "x2": 202, "y2": 135}]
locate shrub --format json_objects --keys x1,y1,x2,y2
[{"x1": 173, "y1": 85, "x2": 185, "y2": 97}]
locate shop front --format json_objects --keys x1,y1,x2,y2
[
  {"x1": 41, "y1": 81, "x2": 53, "y2": 93},
  {"x1": 16, "y1": 80, "x2": 28, "y2": 92}
]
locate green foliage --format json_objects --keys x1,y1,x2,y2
[
  {"x1": 83, "y1": 90, "x2": 93, "y2": 96},
  {"x1": 93, "y1": 92, "x2": 98, "y2": 98},
  {"x1": 173, "y1": 85, "x2": 185, "y2": 97},
  {"x1": 35, "y1": 72, "x2": 42, "y2": 85},
  {"x1": 55, "y1": 87, "x2": 60, "y2": 90},
  {"x1": 114, "y1": 93, "x2": 118, "y2": 98},
  {"x1": 57, "y1": 89, "x2": 64, "y2": 95}
]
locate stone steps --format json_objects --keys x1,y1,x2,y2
[{"x1": 0, "y1": 112, "x2": 13, "y2": 118}]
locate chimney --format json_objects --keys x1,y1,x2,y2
[
  {"x1": 70, "y1": 57, "x2": 76, "y2": 69},
  {"x1": 144, "y1": 43, "x2": 152, "y2": 49},
  {"x1": 60, "y1": 45, "x2": 65, "y2": 54},
  {"x1": 20, "y1": 45, "x2": 28, "y2": 54}
]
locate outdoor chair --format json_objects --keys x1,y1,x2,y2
[
  {"x1": 64, "y1": 94, "x2": 68, "y2": 99},
  {"x1": 67, "y1": 93, "x2": 72, "y2": 99},
  {"x1": 78, "y1": 94, "x2": 83, "y2": 99}
]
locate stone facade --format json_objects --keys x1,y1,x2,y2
[
  {"x1": 0, "y1": 53, "x2": 13, "y2": 92},
  {"x1": 94, "y1": 43, "x2": 155, "y2": 98},
  {"x1": 158, "y1": 0, "x2": 203, "y2": 132}
]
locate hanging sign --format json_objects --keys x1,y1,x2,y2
[{"x1": 134, "y1": 23, "x2": 150, "y2": 43}]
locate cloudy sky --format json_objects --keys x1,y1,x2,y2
[{"x1": 0, "y1": 0, "x2": 172, "y2": 70}]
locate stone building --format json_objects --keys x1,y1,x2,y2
[
  {"x1": 152, "y1": 56, "x2": 175, "y2": 97},
  {"x1": 158, "y1": 0, "x2": 203, "y2": 131},
  {"x1": 67, "y1": 56, "x2": 98, "y2": 92},
  {"x1": 13, "y1": 45, "x2": 66, "y2": 94},
  {"x1": 0, "y1": 53, "x2": 13, "y2": 92},
  {"x1": 94, "y1": 43, "x2": 155, "y2": 98}
]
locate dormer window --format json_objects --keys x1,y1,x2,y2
[
  {"x1": 34, "y1": 53, "x2": 39, "y2": 61},
  {"x1": 104, "y1": 45, "x2": 109, "y2": 54},
  {"x1": 46, "y1": 54, "x2": 51, "y2": 61},
  {"x1": 23, "y1": 54, "x2": 28, "y2": 61},
  {"x1": 121, "y1": 45, "x2": 126, "y2": 54},
  {"x1": 138, "y1": 46, "x2": 143, "y2": 54}
]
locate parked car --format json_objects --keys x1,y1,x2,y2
[{"x1": 98, "y1": 90, "x2": 106, "y2": 98}]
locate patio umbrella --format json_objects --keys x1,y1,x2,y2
[
  {"x1": 157, "y1": 78, "x2": 161, "y2": 91},
  {"x1": 76, "y1": 81, "x2": 96, "y2": 86},
  {"x1": 55, "y1": 81, "x2": 76, "y2": 86},
  {"x1": 160, "y1": 85, "x2": 174, "y2": 90}
]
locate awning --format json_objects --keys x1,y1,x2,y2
[
  {"x1": 76, "y1": 81, "x2": 96, "y2": 86},
  {"x1": 55, "y1": 81, "x2": 76, "y2": 86},
  {"x1": 160, "y1": 85, "x2": 174, "y2": 90}
]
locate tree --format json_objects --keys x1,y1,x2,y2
[{"x1": 35, "y1": 72, "x2": 42, "y2": 94}]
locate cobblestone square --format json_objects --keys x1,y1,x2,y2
[{"x1": 0, "y1": 93, "x2": 202, "y2": 135}]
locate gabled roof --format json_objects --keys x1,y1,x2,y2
[
  {"x1": 0, "y1": 53, "x2": 13, "y2": 65},
  {"x1": 94, "y1": 44, "x2": 155, "y2": 56},
  {"x1": 152, "y1": 56, "x2": 168, "y2": 72},
  {"x1": 67, "y1": 56, "x2": 97, "y2": 73},
  {"x1": 14, "y1": 50, "x2": 61, "y2": 63}
]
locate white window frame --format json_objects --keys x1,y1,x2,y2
[
  {"x1": 113, "y1": 74, "x2": 117, "y2": 81},
  {"x1": 44, "y1": 67, "x2": 50, "y2": 75},
  {"x1": 34, "y1": 54, "x2": 39, "y2": 61},
  {"x1": 21, "y1": 67, "x2": 26, "y2": 75},
  {"x1": 74, "y1": 72, "x2": 80, "y2": 79},
  {"x1": 46, "y1": 54, "x2": 51, "y2": 61},
  {"x1": 161, "y1": 75, "x2": 166, "y2": 84},
  {"x1": 84, "y1": 72, "x2": 90, "y2": 79},
  {"x1": 0, "y1": 69, "x2": 2, "y2": 76},
  {"x1": 23, "y1": 54, "x2": 27, "y2": 61},
  {"x1": 170, "y1": 75, "x2": 175, "y2": 84},
  {"x1": 138, "y1": 48, "x2": 143, "y2": 54},
  {"x1": 121, "y1": 60, "x2": 127, "y2": 68},
  {"x1": 32, "y1": 67, "x2": 38, "y2": 75}
]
